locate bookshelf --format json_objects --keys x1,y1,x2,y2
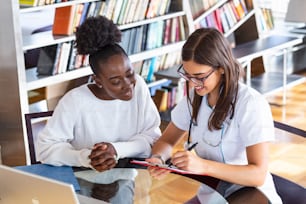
[
  {"x1": 0, "y1": 0, "x2": 262, "y2": 166},
  {"x1": 0, "y1": 0, "x2": 191, "y2": 166}
]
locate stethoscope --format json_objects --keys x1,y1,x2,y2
[{"x1": 187, "y1": 115, "x2": 226, "y2": 163}]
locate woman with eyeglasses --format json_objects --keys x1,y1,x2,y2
[
  {"x1": 147, "y1": 28, "x2": 282, "y2": 203},
  {"x1": 37, "y1": 16, "x2": 161, "y2": 173}
]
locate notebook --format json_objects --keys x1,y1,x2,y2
[{"x1": 0, "y1": 165, "x2": 106, "y2": 204}]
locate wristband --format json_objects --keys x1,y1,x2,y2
[
  {"x1": 113, "y1": 154, "x2": 119, "y2": 164},
  {"x1": 151, "y1": 154, "x2": 165, "y2": 164}
]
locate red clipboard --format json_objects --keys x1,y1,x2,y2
[{"x1": 130, "y1": 160, "x2": 202, "y2": 175}]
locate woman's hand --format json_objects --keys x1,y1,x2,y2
[
  {"x1": 89, "y1": 142, "x2": 118, "y2": 172},
  {"x1": 146, "y1": 157, "x2": 171, "y2": 180},
  {"x1": 171, "y1": 150, "x2": 207, "y2": 175}
]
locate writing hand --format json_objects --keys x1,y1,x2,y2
[
  {"x1": 171, "y1": 151, "x2": 206, "y2": 174},
  {"x1": 168, "y1": 142, "x2": 198, "y2": 167}
]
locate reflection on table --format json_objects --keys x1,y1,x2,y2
[
  {"x1": 74, "y1": 166, "x2": 271, "y2": 204},
  {"x1": 74, "y1": 168, "x2": 207, "y2": 204}
]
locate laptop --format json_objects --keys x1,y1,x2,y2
[
  {"x1": 0, "y1": 165, "x2": 107, "y2": 204},
  {"x1": 285, "y1": 0, "x2": 306, "y2": 34}
]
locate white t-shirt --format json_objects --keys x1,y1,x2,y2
[
  {"x1": 172, "y1": 82, "x2": 282, "y2": 203},
  {"x1": 37, "y1": 74, "x2": 161, "y2": 168}
]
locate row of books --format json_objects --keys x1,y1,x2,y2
[
  {"x1": 52, "y1": 2, "x2": 106, "y2": 36},
  {"x1": 152, "y1": 79, "x2": 186, "y2": 112},
  {"x1": 21, "y1": 0, "x2": 172, "y2": 25},
  {"x1": 120, "y1": 16, "x2": 187, "y2": 56},
  {"x1": 257, "y1": 7, "x2": 274, "y2": 32},
  {"x1": 189, "y1": 0, "x2": 221, "y2": 19},
  {"x1": 132, "y1": 51, "x2": 181, "y2": 83},
  {"x1": 19, "y1": 0, "x2": 67, "y2": 7},
  {"x1": 51, "y1": 0, "x2": 173, "y2": 36},
  {"x1": 195, "y1": 0, "x2": 250, "y2": 34},
  {"x1": 103, "y1": 0, "x2": 172, "y2": 25},
  {"x1": 36, "y1": 41, "x2": 88, "y2": 76},
  {"x1": 35, "y1": 40, "x2": 181, "y2": 80}
]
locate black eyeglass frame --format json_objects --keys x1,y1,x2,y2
[{"x1": 177, "y1": 64, "x2": 216, "y2": 86}]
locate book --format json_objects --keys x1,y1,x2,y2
[
  {"x1": 132, "y1": 26, "x2": 144, "y2": 54},
  {"x1": 19, "y1": 0, "x2": 38, "y2": 7},
  {"x1": 229, "y1": 1, "x2": 240, "y2": 21},
  {"x1": 125, "y1": 0, "x2": 139, "y2": 24},
  {"x1": 162, "y1": 84, "x2": 178, "y2": 108},
  {"x1": 153, "y1": 88, "x2": 168, "y2": 112},
  {"x1": 67, "y1": 42, "x2": 77, "y2": 71},
  {"x1": 85, "y1": 1, "x2": 96, "y2": 18},
  {"x1": 219, "y1": 7, "x2": 230, "y2": 33},
  {"x1": 15, "y1": 164, "x2": 80, "y2": 191},
  {"x1": 233, "y1": 0, "x2": 246, "y2": 19},
  {"x1": 54, "y1": 42, "x2": 71, "y2": 74},
  {"x1": 146, "y1": 0, "x2": 159, "y2": 19},
  {"x1": 72, "y1": 4, "x2": 84, "y2": 33},
  {"x1": 178, "y1": 16, "x2": 186, "y2": 41},
  {"x1": 105, "y1": 0, "x2": 116, "y2": 20},
  {"x1": 52, "y1": 5, "x2": 76, "y2": 35},
  {"x1": 158, "y1": 0, "x2": 170, "y2": 16},
  {"x1": 132, "y1": 0, "x2": 144, "y2": 22},
  {"x1": 214, "y1": 9, "x2": 224, "y2": 33},
  {"x1": 36, "y1": 44, "x2": 60, "y2": 76},
  {"x1": 140, "y1": 58, "x2": 151, "y2": 80},
  {"x1": 130, "y1": 160, "x2": 203, "y2": 175},
  {"x1": 127, "y1": 28, "x2": 137, "y2": 55},
  {"x1": 117, "y1": 0, "x2": 129, "y2": 25},
  {"x1": 146, "y1": 57, "x2": 157, "y2": 82},
  {"x1": 205, "y1": 12, "x2": 217, "y2": 29},
  {"x1": 93, "y1": 1, "x2": 103, "y2": 17},
  {"x1": 137, "y1": 0, "x2": 150, "y2": 21},
  {"x1": 170, "y1": 17, "x2": 178, "y2": 43},
  {"x1": 79, "y1": 2, "x2": 90, "y2": 26},
  {"x1": 148, "y1": 78, "x2": 171, "y2": 95},
  {"x1": 132, "y1": 60, "x2": 144, "y2": 75},
  {"x1": 120, "y1": 29, "x2": 132, "y2": 53},
  {"x1": 112, "y1": 0, "x2": 124, "y2": 24},
  {"x1": 163, "y1": 18, "x2": 172, "y2": 45}
]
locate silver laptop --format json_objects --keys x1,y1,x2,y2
[
  {"x1": 285, "y1": 0, "x2": 306, "y2": 34},
  {"x1": 0, "y1": 165, "x2": 106, "y2": 204},
  {"x1": 285, "y1": 0, "x2": 306, "y2": 23}
]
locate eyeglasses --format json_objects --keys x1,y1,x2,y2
[{"x1": 177, "y1": 64, "x2": 215, "y2": 86}]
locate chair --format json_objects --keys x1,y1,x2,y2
[
  {"x1": 25, "y1": 111, "x2": 53, "y2": 164},
  {"x1": 272, "y1": 173, "x2": 306, "y2": 204},
  {"x1": 272, "y1": 121, "x2": 306, "y2": 203}
]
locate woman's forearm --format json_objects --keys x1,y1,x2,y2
[{"x1": 204, "y1": 159, "x2": 267, "y2": 186}]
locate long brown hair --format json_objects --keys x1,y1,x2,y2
[{"x1": 182, "y1": 28, "x2": 242, "y2": 130}]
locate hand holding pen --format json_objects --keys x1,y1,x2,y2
[{"x1": 168, "y1": 142, "x2": 198, "y2": 167}]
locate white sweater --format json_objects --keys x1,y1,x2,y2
[{"x1": 37, "y1": 74, "x2": 161, "y2": 167}]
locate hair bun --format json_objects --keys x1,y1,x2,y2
[{"x1": 75, "y1": 16, "x2": 122, "y2": 55}]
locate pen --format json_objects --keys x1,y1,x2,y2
[
  {"x1": 168, "y1": 142, "x2": 198, "y2": 167},
  {"x1": 187, "y1": 142, "x2": 198, "y2": 151}
]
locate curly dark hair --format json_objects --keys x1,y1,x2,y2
[
  {"x1": 75, "y1": 16, "x2": 127, "y2": 75},
  {"x1": 75, "y1": 16, "x2": 122, "y2": 55}
]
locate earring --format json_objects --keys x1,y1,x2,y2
[{"x1": 95, "y1": 82, "x2": 102, "y2": 88}]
